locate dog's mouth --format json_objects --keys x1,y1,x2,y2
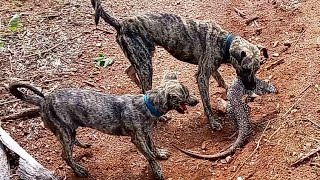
[{"x1": 176, "y1": 103, "x2": 188, "y2": 114}]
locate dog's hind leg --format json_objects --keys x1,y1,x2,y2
[
  {"x1": 131, "y1": 132, "x2": 164, "y2": 180},
  {"x1": 56, "y1": 126, "x2": 89, "y2": 177},
  {"x1": 117, "y1": 32, "x2": 155, "y2": 93}
]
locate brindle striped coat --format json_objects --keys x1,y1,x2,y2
[{"x1": 91, "y1": 0, "x2": 269, "y2": 130}]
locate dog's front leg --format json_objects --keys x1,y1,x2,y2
[
  {"x1": 145, "y1": 132, "x2": 170, "y2": 160},
  {"x1": 212, "y1": 70, "x2": 228, "y2": 89},
  {"x1": 131, "y1": 132, "x2": 164, "y2": 180},
  {"x1": 197, "y1": 67, "x2": 222, "y2": 131}
]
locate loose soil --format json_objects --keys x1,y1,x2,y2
[{"x1": 0, "y1": 0, "x2": 319, "y2": 179}]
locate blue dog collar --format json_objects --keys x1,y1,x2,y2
[
  {"x1": 223, "y1": 34, "x2": 235, "y2": 60},
  {"x1": 144, "y1": 95, "x2": 162, "y2": 117}
]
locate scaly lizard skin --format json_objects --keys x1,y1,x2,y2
[{"x1": 175, "y1": 76, "x2": 277, "y2": 160}]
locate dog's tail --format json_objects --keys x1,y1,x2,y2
[
  {"x1": 9, "y1": 82, "x2": 45, "y2": 107},
  {"x1": 91, "y1": 0, "x2": 121, "y2": 31}
]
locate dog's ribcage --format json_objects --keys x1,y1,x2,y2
[
  {"x1": 42, "y1": 90, "x2": 145, "y2": 135},
  {"x1": 123, "y1": 13, "x2": 225, "y2": 64}
]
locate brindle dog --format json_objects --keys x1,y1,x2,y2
[
  {"x1": 8, "y1": 72, "x2": 198, "y2": 180},
  {"x1": 91, "y1": 0, "x2": 269, "y2": 131}
]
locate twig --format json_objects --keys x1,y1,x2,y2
[
  {"x1": 24, "y1": 42, "x2": 64, "y2": 58},
  {"x1": 0, "y1": 99, "x2": 20, "y2": 106},
  {"x1": 291, "y1": 146, "x2": 320, "y2": 166},
  {"x1": 23, "y1": 31, "x2": 88, "y2": 58},
  {"x1": 0, "y1": 107, "x2": 40, "y2": 122},
  {"x1": 233, "y1": 7, "x2": 246, "y2": 18},
  {"x1": 43, "y1": 78, "x2": 63, "y2": 83},
  {"x1": 268, "y1": 84, "x2": 312, "y2": 140},
  {"x1": 266, "y1": 59, "x2": 285, "y2": 70},
  {"x1": 292, "y1": 29, "x2": 306, "y2": 53},
  {"x1": 83, "y1": 80, "x2": 95, "y2": 87},
  {"x1": 230, "y1": 119, "x2": 272, "y2": 179},
  {"x1": 305, "y1": 118, "x2": 320, "y2": 129},
  {"x1": 245, "y1": 16, "x2": 259, "y2": 25}
]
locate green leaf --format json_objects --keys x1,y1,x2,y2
[
  {"x1": 8, "y1": 14, "x2": 22, "y2": 32},
  {"x1": 0, "y1": 40, "x2": 4, "y2": 48},
  {"x1": 94, "y1": 53, "x2": 114, "y2": 68}
]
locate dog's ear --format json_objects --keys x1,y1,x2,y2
[
  {"x1": 163, "y1": 72, "x2": 178, "y2": 82},
  {"x1": 257, "y1": 45, "x2": 268, "y2": 58},
  {"x1": 231, "y1": 50, "x2": 247, "y2": 63}
]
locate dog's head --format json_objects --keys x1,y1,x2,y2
[
  {"x1": 149, "y1": 72, "x2": 199, "y2": 115},
  {"x1": 229, "y1": 37, "x2": 268, "y2": 90}
]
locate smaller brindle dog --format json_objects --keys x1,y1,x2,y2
[
  {"x1": 175, "y1": 76, "x2": 277, "y2": 160},
  {"x1": 8, "y1": 72, "x2": 198, "y2": 180}
]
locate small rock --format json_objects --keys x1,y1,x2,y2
[
  {"x1": 167, "y1": 178, "x2": 173, "y2": 180},
  {"x1": 268, "y1": 75, "x2": 273, "y2": 79},
  {"x1": 231, "y1": 166, "x2": 237, "y2": 172},
  {"x1": 40, "y1": 121, "x2": 45, "y2": 128},
  {"x1": 305, "y1": 143, "x2": 312, "y2": 148},
  {"x1": 272, "y1": 41, "x2": 279, "y2": 47},
  {"x1": 291, "y1": 109, "x2": 298, "y2": 114},
  {"x1": 201, "y1": 141, "x2": 206, "y2": 150},
  {"x1": 284, "y1": 41, "x2": 291, "y2": 47},
  {"x1": 225, "y1": 156, "x2": 232, "y2": 163},
  {"x1": 237, "y1": 176, "x2": 243, "y2": 180},
  {"x1": 220, "y1": 159, "x2": 227, "y2": 164},
  {"x1": 82, "y1": 157, "x2": 87, "y2": 161},
  {"x1": 272, "y1": 53, "x2": 279, "y2": 57},
  {"x1": 46, "y1": 157, "x2": 51, "y2": 161},
  {"x1": 96, "y1": 42, "x2": 102, "y2": 47}
]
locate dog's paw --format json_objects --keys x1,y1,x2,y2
[
  {"x1": 75, "y1": 139, "x2": 92, "y2": 148},
  {"x1": 156, "y1": 148, "x2": 170, "y2": 160},
  {"x1": 158, "y1": 115, "x2": 171, "y2": 123},
  {"x1": 74, "y1": 165, "x2": 89, "y2": 177}
]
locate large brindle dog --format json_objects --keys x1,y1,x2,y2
[
  {"x1": 9, "y1": 72, "x2": 198, "y2": 180},
  {"x1": 91, "y1": 0, "x2": 269, "y2": 130}
]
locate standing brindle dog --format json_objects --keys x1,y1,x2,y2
[
  {"x1": 91, "y1": 0, "x2": 269, "y2": 130},
  {"x1": 9, "y1": 72, "x2": 198, "y2": 180}
]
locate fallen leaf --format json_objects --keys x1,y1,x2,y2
[
  {"x1": 0, "y1": 40, "x2": 5, "y2": 48},
  {"x1": 94, "y1": 53, "x2": 114, "y2": 68},
  {"x1": 8, "y1": 14, "x2": 22, "y2": 32}
]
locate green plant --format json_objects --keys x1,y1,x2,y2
[
  {"x1": 94, "y1": 53, "x2": 114, "y2": 68},
  {"x1": 0, "y1": 40, "x2": 4, "y2": 48},
  {"x1": 8, "y1": 14, "x2": 22, "y2": 32}
]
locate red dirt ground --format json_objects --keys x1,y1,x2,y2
[{"x1": 1, "y1": 0, "x2": 319, "y2": 179}]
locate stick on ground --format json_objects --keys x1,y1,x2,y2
[
  {"x1": 0, "y1": 127, "x2": 58, "y2": 180},
  {"x1": 291, "y1": 146, "x2": 320, "y2": 167},
  {"x1": 245, "y1": 16, "x2": 259, "y2": 25},
  {"x1": 1, "y1": 107, "x2": 40, "y2": 122},
  {"x1": 0, "y1": 142, "x2": 10, "y2": 180},
  {"x1": 233, "y1": 7, "x2": 246, "y2": 18}
]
